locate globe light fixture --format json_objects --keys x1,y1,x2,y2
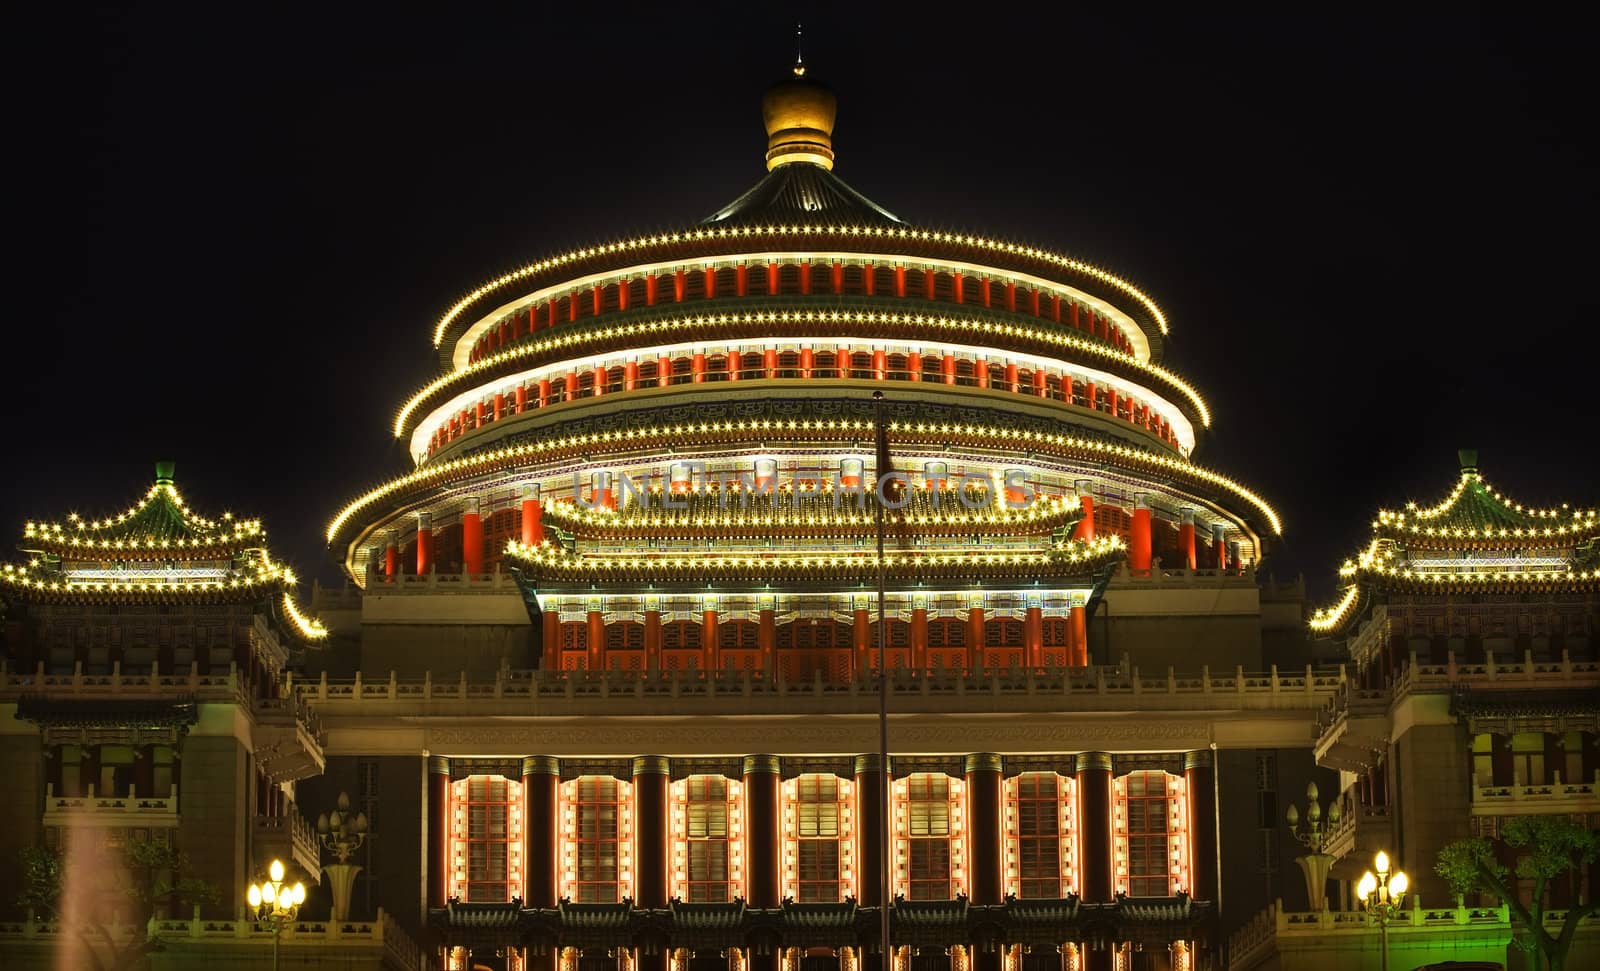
[
  {"x1": 1356, "y1": 849, "x2": 1409, "y2": 971},
  {"x1": 246, "y1": 857, "x2": 305, "y2": 971}
]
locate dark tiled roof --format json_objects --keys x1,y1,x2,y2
[
  {"x1": 15, "y1": 695, "x2": 198, "y2": 729},
  {"x1": 703, "y1": 163, "x2": 902, "y2": 228},
  {"x1": 431, "y1": 901, "x2": 523, "y2": 930},
  {"x1": 1451, "y1": 688, "x2": 1600, "y2": 719}
]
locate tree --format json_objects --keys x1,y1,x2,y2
[
  {"x1": 16, "y1": 836, "x2": 220, "y2": 971},
  {"x1": 1435, "y1": 815, "x2": 1600, "y2": 971}
]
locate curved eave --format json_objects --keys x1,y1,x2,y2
[
  {"x1": 503, "y1": 535, "x2": 1125, "y2": 586},
  {"x1": 328, "y1": 417, "x2": 1278, "y2": 578},
  {"x1": 1372, "y1": 527, "x2": 1600, "y2": 549},
  {"x1": 0, "y1": 574, "x2": 327, "y2": 643},
  {"x1": 544, "y1": 504, "x2": 1084, "y2": 542},
  {"x1": 1309, "y1": 569, "x2": 1600, "y2": 638},
  {"x1": 429, "y1": 225, "x2": 1170, "y2": 361},
  {"x1": 401, "y1": 305, "x2": 1209, "y2": 440},
  {"x1": 21, "y1": 540, "x2": 268, "y2": 560}
]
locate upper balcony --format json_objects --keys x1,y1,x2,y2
[
  {"x1": 42, "y1": 783, "x2": 179, "y2": 831},
  {"x1": 250, "y1": 690, "x2": 326, "y2": 782},
  {"x1": 253, "y1": 800, "x2": 321, "y2": 881},
  {"x1": 1471, "y1": 770, "x2": 1600, "y2": 818},
  {"x1": 1312, "y1": 646, "x2": 1600, "y2": 772}
]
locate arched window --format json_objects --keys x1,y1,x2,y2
[
  {"x1": 783, "y1": 773, "x2": 855, "y2": 902},
  {"x1": 451, "y1": 775, "x2": 522, "y2": 902},
  {"x1": 1112, "y1": 770, "x2": 1188, "y2": 897},
  {"x1": 1005, "y1": 772, "x2": 1077, "y2": 898},
  {"x1": 894, "y1": 772, "x2": 965, "y2": 900},
  {"x1": 672, "y1": 775, "x2": 743, "y2": 901},
  {"x1": 561, "y1": 775, "x2": 633, "y2": 902}
]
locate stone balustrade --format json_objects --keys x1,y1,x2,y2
[
  {"x1": 1471, "y1": 770, "x2": 1600, "y2": 816},
  {"x1": 42, "y1": 783, "x2": 180, "y2": 828},
  {"x1": 253, "y1": 801, "x2": 321, "y2": 879},
  {"x1": 0, "y1": 907, "x2": 429, "y2": 971}
]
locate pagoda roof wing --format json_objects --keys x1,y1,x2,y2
[{"x1": 703, "y1": 162, "x2": 902, "y2": 228}]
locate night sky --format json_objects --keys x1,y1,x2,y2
[{"x1": 7, "y1": 5, "x2": 1596, "y2": 602}]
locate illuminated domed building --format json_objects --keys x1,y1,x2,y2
[{"x1": 305, "y1": 61, "x2": 1307, "y2": 971}]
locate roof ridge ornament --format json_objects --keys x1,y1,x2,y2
[
  {"x1": 793, "y1": 23, "x2": 805, "y2": 78},
  {"x1": 762, "y1": 41, "x2": 836, "y2": 171},
  {"x1": 1457, "y1": 448, "x2": 1478, "y2": 474}
]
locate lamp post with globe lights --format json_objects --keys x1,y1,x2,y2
[
  {"x1": 1356, "y1": 850, "x2": 1409, "y2": 971},
  {"x1": 247, "y1": 857, "x2": 306, "y2": 971},
  {"x1": 316, "y1": 791, "x2": 369, "y2": 921},
  {"x1": 1284, "y1": 780, "x2": 1341, "y2": 911}
]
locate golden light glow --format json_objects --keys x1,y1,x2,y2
[
  {"x1": 22, "y1": 483, "x2": 263, "y2": 553},
  {"x1": 328, "y1": 419, "x2": 1279, "y2": 566},
  {"x1": 282, "y1": 592, "x2": 329, "y2": 640},
  {"x1": 428, "y1": 225, "x2": 1171, "y2": 348},
  {"x1": 403, "y1": 309, "x2": 1207, "y2": 438}
]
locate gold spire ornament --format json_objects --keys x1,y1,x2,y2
[{"x1": 762, "y1": 25, "x2": 836, "y2": 170}]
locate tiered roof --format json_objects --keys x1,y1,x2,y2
[
  {"x1": 1310, "y1": 451, "x2": 1599, "y2": 635},
  {"x1": 2, "y1": 463, "x2": 327, "y2": 642}
]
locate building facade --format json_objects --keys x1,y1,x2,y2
[{"x1": 1, "y1": 66, "x2": 1595, "y2": 971}]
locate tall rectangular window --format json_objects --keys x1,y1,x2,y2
[
  {"x1": 784, "y1": 773, "x2": 854, "y2": 902},
  {"x1": 672, "y1": 775, "x2": 742, "y2": 902},
  {"x1": 452, "y1": 775, "x2": 522, "y2": 903},
  {"x1": 562, "y1": 775, "x2": 633, "y2": 903},
  {"x1": 1006, "y1": 772, "x2": 1076, "y2": 898},
  {"x1": 895, "y1": 773, "x2": 964, "y2": 900},
  {"x1": 1113, "y1": 770, "x2": 1187, "y2": 898}
]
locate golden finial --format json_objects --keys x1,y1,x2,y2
[{"x1": 793, "y1": 24, "x2": 806, "y2": 77}]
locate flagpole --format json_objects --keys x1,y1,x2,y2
[{"x1": 872, "y1": 390, "x2": 892, "y2": 971}]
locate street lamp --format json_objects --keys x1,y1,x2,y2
[
  {"x1": 316, "y1": 791, "x2": 370, "y2": 921},
  {"x1": 1285, "y1": 781, "x2": 1342, "y2": 911},
  {"x1": 247, "y1": 857, "x2": 306, "y2": 971},
  {"x1": 1356, "y1": 850, "x2": 1409, "y2": 971}
]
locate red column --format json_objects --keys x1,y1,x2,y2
[
  {"x1": 831, "y1": 260, "x2": 843, "y2": 294},
  {"x1": 703, "y1": 266, "x2": 716, "y2": 299},
  {"x1": 863, "y1": 262, "x2": 875, "y2": 295},
  {"x1": 968, "y1": 606, "x2": 985, "y2": 671},
  {"x1": 853, "y1": 755, "x2": 885, "y2": 907},
  {"x1": 873, "y1": 349, "x2": 886, "y2": 380},
  {"x1": 923, "y1": 269, "x2": 936, "y2": 299},
  {"x1": 1069, "y1": 303, "x2": 1081, "y2": 329},
  {"x1": 383, "y1": 535, "x2": 397, "y2": 583},
  {"x1": 735, "y1": 263, "x2": 748, "y2": 296},
  {"x1": 692, "y1": 352, "x2": 706, "y2": 383},
  {"x1": 953, "y1": 273, "x2": 965, "y2": 304},
  {"x1": 1076, "y1": 752, "x2": 1114, "y2": 971},
  {"x1": 800, "y1": 261, "x2": 812, "y2": 294},
  {"x1": 428, "y1": 756, "x2": 449, "y2": 908},
  {"x1": 800, "y1": 347, "x2": 814, "y2": 377},
  {"x1": 743, "y1": 756, "x2": 781, "y2": 908},
  {"x1": 493, "y1": 393, "x2": 505, "y2": 422},
  {"x1": 1029, "y1": 288, "x2": 1041, "y2": 317},
  {"x1": 1213, "y1": 524, "x2": 1228, "y2": 571},
  {"x1": 624, "y1": 360, "x2": 639, "y2": 391},
  {"x1": 587, "y1": 609, "x2": 605, "y2": 671},
  {"x1": 673, "y1": 270, "x2": 686, "y2": 302},
  {"x1": 646, "y1": 273, "x2": 658, "y2": 306},
  {"x1": 1179, "y1": 509, "x2": 1197, "y2": 570},
  {"x1": 911, "y1": 606, "x2": 928, "y2": 671},
  {"x1": 657, "y1": 354, "x2": 670, "y2": 387},
  {"x1": 1004, "y1": 282, "x2": 1016, "y2": 312},
  {"x1": 632, "y1": 755, "x2": 670, "y2": 912},
  {"x1": 591, "y1": 283, "x2": 603, "y2": 316},
  {"x1": 1073, "y1": 481, "x2": 1095, "y2": 542},
  {"x1": 592, "y1": 471, "x2": 615, "y2": 511},
  {"x1": 1068, "y1": 605, "x2": 1088, "y2": 667},
  {"x1": 854, "y1": 607, "x2": 871, "y2": 675},
  {"x1": 524, "y1": 756, "x2": 559, "y2": 908},
  {"x1": 415, "y1": 512, "x2": 434, "y2": 575},
  {"x1": 566, "y1": 369, "x2": 579, "y2": 402},
  {"x1": 906, "y1": 351, "x2": 921, "y2": 382},
  {"x1": 567, "y1": 292, "x2": 578, "y2": 323},
  {"x1": 593, "y1": 364, "x2": 607, "y2": 396},
  {"x1": 542, "y1": 610, "x2": 560, "y2": 668},
  {"x1": 703, "y1": 608, "x2": 719, "y2": 670},
  {"x1": 975, "y1": 358, "x2": 989, "y2": 389},
  {"x1": 1024, "y1": 606, "x2": 1043, "y2": 668},
  {"x1": 538, "y1": 377, "x2": 551, "y2": 406},
  {"x1": 547, "y1": 301, "x2": 559, "y2": 329},
  {"x1": 1006, "y1": 362, "x2": 1019, "y2": 392},
  {"x1": 767, "y1": 261, "x2": 779, "y2": 295},
  {"x1": 942, "y1": 353, "x2": 957, "y2": 385},
  {"x1": 1130, "y1": 495, "x2": 1153, "y2": 575},
  {"x1": 728, "y1": 351, "x2": 742, "y2": 381},
  {"x1": 965, "y1": 754, "x2": 1003, "y2": 907},
  {"x1": 764, "y1": 348, "x2": 777, "y2": 378},
  {"x1": 981, "y1": 276, "x2": 992, "y2": 307},
  {"x1": 1184, "y1": 751, "x2": 1218, "y2": 903},
  {"x1": 758, "y1": 608, "x2": 776, "y2": 655},
  {"x1": 462, "y1": 498, "x2": 484, "y2": 578},
  {"x1": 520, "y1": 487, "x2": 543, "y2": 545},
  {"x1": 1051, "y1": 294, "x2": 1061, "y2": 322},
  {"x1": 617, "y1": 278, "x2": 629, "y2": 311},
  {"x1": 645, "y1": 610, "x2": 662, "y2": 671},
  {"x1": 894, "y1": 264, "x2": 906, "y2": 297}
]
